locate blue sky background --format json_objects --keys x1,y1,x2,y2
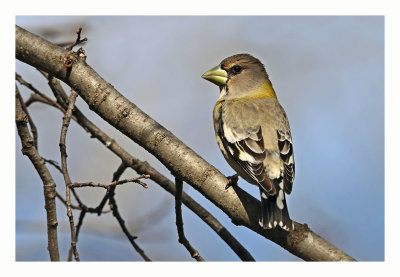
[{"x1": 15, "y1": 16, "x2": 384, "y2": 261}]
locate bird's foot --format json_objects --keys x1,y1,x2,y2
[{"x1": 225, "y1": 174, "x2": 239, "y2": 190}]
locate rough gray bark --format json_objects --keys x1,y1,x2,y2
[
  {"x1": 15, "y1": 25, "x2": 356, "y2": 261},
  {"x1": 15, "y1": 85, "x2": 60, "y2": 261}
]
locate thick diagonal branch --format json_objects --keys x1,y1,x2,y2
[{"x1": 15, "y1": 25, "x2": 355, "y2": 261}]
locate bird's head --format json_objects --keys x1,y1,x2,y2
[{"x1": 202, "y1": 53, "x2": 276, "y2": 100}]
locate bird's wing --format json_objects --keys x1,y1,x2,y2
[
  {"x1": 217, "y1": 107, "x2": 277, "y2": 195},
  {"x1": 277, "y1": 129, "x2": 295, "y2": 194}
]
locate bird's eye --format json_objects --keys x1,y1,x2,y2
[{"x1": 232, "y1": 65, "x2": 242, "y2": 74}]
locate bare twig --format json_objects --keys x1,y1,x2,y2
[
  {"x1": 43, "y1": 158, "x2": 62, "y2": 172},
  {"x1": 68, "y1": 209, "x2": 86, "y2": 261},
  {"x1": 25, "y1": 93, "x2": 52, "y2": 107},
  {"x1": 59, "y1": 90, "x2": 80, "y2": 261},
  {"x1": 55, "y1": 191, "x2": 81, "y2": 210},
  {"x1": 15, "y1": 85, "x2": 60, "y2": 261},
  {"x1": 30, "y1": 77, "x2": 255, "y2": 261},
  {"x1": 47, "y1": 75, "x2": 91, "y2": 133},
  {"x1": 43, "y1": 158, "x2": 110, "y2": 214},
  {"x1": 15, "y1": 87, "x2": 38, "y2": 149},
  {"x1": 108, "y1": 163, "x2": 151, "y2": 261},
  {"x1": 16, "y1": 73, "x2": 49, "y2": 101},
  {"x1": 66, "y1": 27, "x2": 87, "y2": 51},
  {"x1": 94, "y1": 162, "x2": 128, "y2": 215},
  {"x1": 55, "y1": 190, "x2": 110, "y2": 214},
  {"x1": 174, "y1": 177, "x2": 204, "y2": 261},
  {"x1": 69, "y1": 174, "x2": 150, "y2": 189},
  {"x1": 17, "y1": 74, "x2": 79, "y2": 123}
]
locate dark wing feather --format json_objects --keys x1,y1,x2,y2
[
  {"x1": 277, "y1": 130, "x2": 295, "y2": 194},
  {"x1": 218, "y1": 109, "x2": 276, "y2": 195}
]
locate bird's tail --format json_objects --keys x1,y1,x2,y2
[{"x1": 259, "y1": 187, "x2": 293, "y2": 231}]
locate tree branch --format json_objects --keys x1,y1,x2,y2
[
  {"x1": 15, "y1": 83, "x2": 38, "y2": 149},
  {"x1": 15, "y1": 85, "x2": 60, "y2": 261},
  {"x1": 66, "y1": 27, "x2": 87, "y2": 51},
  {"x1": 16, "y1": 72, "x2": 70, "y2": 118},
  {"x1": 69, "y1": 175, "x2": 150, "y2": 189},
  {"x1": 174, "y1": 177, "x2": 204, "y2": 261},
  {"x1": 67, "y1": 209, "x2": 86, "y2": 261},
  {"x1": 17, "y1": 75, "x2": 85, "y2": 208},
  {"x1": 34, "y1": 77, "x2": 255, "y2": 261},
  {"x1": 93, "y1": 159, "x2": 128, "y2": 215},
  {"x1": 108, "y1": 163, "x2": 151, "y2": 261},
  {"x1": 15, "y1": 25, "x2": 355, "y2": 261},
  {"x1": 42, "y1": 157, "x2": 111, "y2": 214},
  {"x1": 59, "y1": 90, "x2": 80, "y2": 261}
]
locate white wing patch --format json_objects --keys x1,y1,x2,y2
[
  {"x1": 288, "y1": 154, "x2": 294, "y2": 165},
  {"x1": 276, "y1": 189, "x2": 284, "y2": 210},
  {"x1": 222, "y1": 124, "x2": 237, "y2": 144},
  {"x1": 261, "y1": 191, "x2": 268, "y2": 199},
  {"x1": 238, "y1": 148, "x2": 256, "y2": 163}
]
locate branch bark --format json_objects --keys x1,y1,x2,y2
[
  {"x1": 59, "y1": 90, "x2": 80, "y2": 261},
  {"x1": 174, "y1": 177, "x2": 204, "y2": 261},
  {"x1": 15, "y1": 81, "x2": 38, "y2": 149},
  {"x1": 108, "y1": 163, "x2": 151, "y2": 261},
  {"x1": 15, "y1": 85, "x2": 60, "y2": 261},
  {"x1": 69, "y1": 175, "x2": 150, "y2": 189},
  {"x1": 15, "y1": 25, "x2": 356, "y2": 261}
]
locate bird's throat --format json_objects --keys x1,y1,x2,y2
[
  {"x1": 253, "y1": 81, "x2": 277, "y2": 99},
  {"x1": 233, "y1": 81, "x2": 277, "y2": 101}
]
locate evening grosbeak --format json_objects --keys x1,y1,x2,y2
[{"x1": 202, "y1": 54, "x2": 295, "y2": 231}]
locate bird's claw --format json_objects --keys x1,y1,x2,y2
[{"x1": 225, "y1": 174, "x2": 239, "y2": 190}]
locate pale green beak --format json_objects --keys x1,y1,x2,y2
[{"x1": 201, "y1": 65, "x2": 228, "y2": 86}]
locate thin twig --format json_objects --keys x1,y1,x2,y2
[
  {"x1": 69, "y1": 175, "x2": 150, "y2": 189},
  {"x1": 108, "y1": 163, "x2": 151, "y2": 261},
  {"x1": 16, "y1": 73, "x2": 49, "y2": 101},
  {"x1": 15, "y1": 85, "x2": 60, "y2": 261},
  {"x1": 43, "y1": 158, "x2": 62, "y2": 172},
  {"x1": 34, "y1": 79, "x2": 255, "y2": 261},
  {"x1": 15, "y1": 87, "x2": 38, "y2": 149},
  {"x1": 47, "y1": 75, "x2": 90, "y2": 133},
  {"x1": 25, "y1": 93, "x2": 52, "y2": 107},
  {"x1": 67, "y1": 209, "x2": 86, "y2": 261},
  {"x1": 59, "y1": 90, "x2": 80, "y2": 261},
  {"x1": 43, "y1": 157, "x2": 110, "y2": 214},
  {"x1": 56, "y1": 191, "x2": 80, "y2": 210},
  {"x1": 66, "y1": 27, "x2": 87, "y2": 51},
  {"x1": 55, "y1": 191, "x2": 110, "y2": 214},
  {"x1": 17, "y1": 74, "x2": 79, "y2": 123},
  {"x1": 175, "y1": 177, "x2": 204, "y2": 261},
  {"x1": 94, "y1": 162, "x2": 128, "y2": 215}
]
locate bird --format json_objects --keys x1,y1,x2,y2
[{"x1": 201, "y1": 53, "x2": 295, "y2": 231}]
